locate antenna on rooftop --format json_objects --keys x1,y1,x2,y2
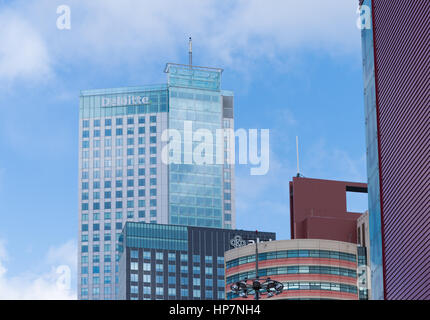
[
  {"x1": 188, "y1": 37, "x2": 193, "y2": 67},
  {"x1": 296, "y1": 136, "x2": 303, "y2": 178}
]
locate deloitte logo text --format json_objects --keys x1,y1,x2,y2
[{"x1": 101, "y1": 96, "x2": 150, "y2": 107}]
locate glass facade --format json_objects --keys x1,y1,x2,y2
[
  {"x1": 79, "y1": 64, "x2": 235, "y2": 300},
  {"x1": 168, "y1": 83, "x2": 223, "y2": 228},
  {"x1": 118, "y1": 222, "x2": 274, "y2": 300},
  {"x1": 360, "y1": 0, "x2": 384, "y2": 300}
]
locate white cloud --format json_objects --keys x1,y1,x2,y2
[
  {"x1": 0, "y1": 240, "x2": 77, "y2": 300},
  {"x1": 0, "y1": 10, "x2": 51, "y2": 83},
  {"x1": 304, "y1": 138, "x2": 367, "y2": 182},
  {"x1": 0, "y1": 0, "x2": 361, "y2": 82}
]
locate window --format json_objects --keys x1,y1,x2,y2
[
  {"x1": 168, "y1": 288, "x2": 176, "y2": 297},
  {"x1": 168, "y1": 253, "x2": 176, "y2": 261},
  {"x1": 130, "y1": 262, "x2": 138, "y2": 271},
  {"x1": 116, "y1": 118, "x2": 123, "y2": 126},
  {"x1": 130, "y1": 286, "x2": 138, "y2": 294},
  {"x1": 193, "y1": 278, "x2": 201, "y2": 286},
  {"x1": 143, "y1": 275, "x2": 151, "y2": 283},
  {"x1": 193, "y1": 290, "x2": 201, "y2": 298},
  {"x1": 156, "y1": 287, "x2": 163, "y2": 296},
  {"x1": 138, "y1": 117, "x2": 145, "y2": 124},
  {"x1": 156, "y1": 275, "x2": 163, "y2": 284},
  {"x1": 127, "y1": 118, "x2": 134, "y2": 125},
  {"x1": 150, "y1": 126, "x2": 156, "y2": 133},
  {"x1": 156, "y1": 252, "x2": 163, "y2": 260}
]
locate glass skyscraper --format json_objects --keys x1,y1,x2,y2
[{"x1": 78, "y1": 63, "x2": 235, "y2": 300}]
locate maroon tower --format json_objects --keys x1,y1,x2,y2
[{"x1": 289, "y1": 177, "x2": 367, "y2": 244}]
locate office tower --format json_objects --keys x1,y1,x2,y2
[
  {"x1": 289, "y1": 177, "x2": 368, "y2": 244},
  {"x1": 78, "y1": 63, "x2": 236, "y2": 300},
  {"x1": 359, "y1": 0, "x2": 430, "y2": 300},
  {"x1": 225, "y1": 239, "x2": 364, "y2": 300},
  {"x1": 118, "y1": 222, "x2": 275, "y2": 300}
]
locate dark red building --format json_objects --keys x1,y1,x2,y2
[
  {"x1": 289, "y1": 177, "x2": 368, "y2": 244},
  {"x1": 359, "y1": 0, "x2": 430, "y2": 300}
]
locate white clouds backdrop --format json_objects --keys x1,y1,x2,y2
[
  {"x1": 0, "y1": 0, "x2": 367, "y2": 300},
  {"x1": 0, "y1": 10, "x2": 51, "y2": 83},
  {"x1": 0, "y1": 0, "x2": 361, "y2": 81},
  {"x1": 0, "y1": 240, "x2": 77, "y2": 299}
]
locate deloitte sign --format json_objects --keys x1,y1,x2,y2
[{"x1": 101, "y1": 96, "x2": 150, "y2": 107}]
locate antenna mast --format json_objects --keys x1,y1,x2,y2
[
  {"x1": 296, "y1": 136, "x2": 301, "y2": 177},
  {"x1": 188, "y1": 37, "x2": 193, "y2": 67}
]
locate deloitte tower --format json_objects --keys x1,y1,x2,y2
[{"x1": 78, "y1": 58, "x2": 235, "y2": 299}]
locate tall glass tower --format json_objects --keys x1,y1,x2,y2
[{"x1": 78, "y1": 63, "x2": 235, "y2": 300}]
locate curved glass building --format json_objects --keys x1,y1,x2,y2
[{"x1": 225, "y1": 239, "x2": 366, "y2": 300}]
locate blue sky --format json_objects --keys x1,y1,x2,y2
[{"x1": 0, "y1": 0, "x2": 368, "y2": 298}]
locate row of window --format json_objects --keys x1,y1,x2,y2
[
  {"x1": 82, "y1": 116, "x2": 157, "y2": 128},
  {"x1": 81, "y1": 275, "x2": 117, "y2": 286},
  {"x1": 83, "y1": 126, "x2": 157, "y2": 139},
  {"x1": 82, "y1": 188, "x2": 157, "y2": 200},
  {"x1": 226, "y1": 250, "x2": 357, "y2": 269},
  {"x1": 82, "y1": 210, "x2": 155, "y2": 222},
  {"x1": 82, "y1": 136, "x2": 152, "y2": 149},
  {"x1": 129, "y1": 287, "x2": 225, "y2": 299},
  {"x1": 81, "y1": 254, "x2": 119, "y2": 264},
  {"x1": 81, "y1": 286, "x2": 113, "y2": 296},
  {"x1": 129, "y1": 262, "x2": 225, "y2": 276},
  {"x1": 81, "y1": 265, "x2": 115, "y2": 274},
  {"x1": 82, "y1": 199, "x2": 157, "y2": 211},
  {"x1": 83, "y1": 167, "x2": 157, "y2": 179},
  {"x1": 82, "y1": 146, "x2": 157, "y2": 158},
  {"x1": 226, "y1": 265, "x2": 357, "y2": 284},
  {"x1": 82, "y1": 158, "x2": 157, "y2": 171},
  {"x1": 82, "y1": 178, "x2": 157, "y2": 190},
  {"x1": 129, "y1": 251, "x2": 224, "y2": 265},
  {"x1": 129, "y1": 274, "x2": 225, "y2": 288}
]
